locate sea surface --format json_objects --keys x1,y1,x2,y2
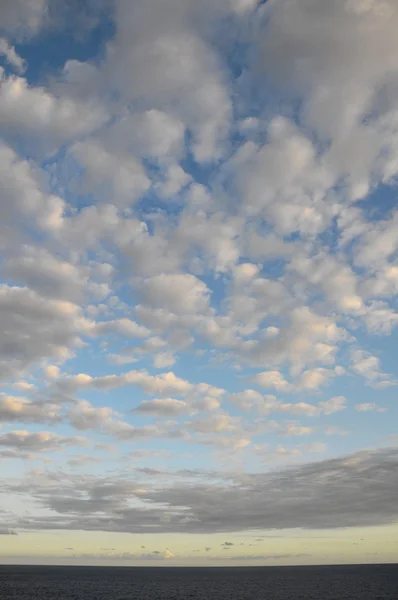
[{"x1": 0, "y1": 564, "x2": 397, "y2": 600}]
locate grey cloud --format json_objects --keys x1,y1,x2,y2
[
  {"x1": 134, "y1": 398, "x2": 190, "y2": 416},
  {"x1": 106, "y1": 0, "x2": 233, "y2": 162},
  {"x1": 3, "y1": 248, "x2": 109, "y2": 304},
  {"x1": 4, "y1": 447, "x2": 398, "y2": 534},
  {"x1": 0, "y1": 528, "x2": 17, "y2": 535},
  {"x1": 0, "y1": 448, "x2": 35, "y2": 460},
  {"x1": 0, "y1": 0, "x2": 48, "y2": 38},
  {"x1": 0, "y1": 284, "x2": 90, "y2": 381},
  {"x1": 230, "y1": 553, "x2": 311, "y2": 561}
]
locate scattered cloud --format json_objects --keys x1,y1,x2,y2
[{"x1": 0, "y1": 0, "x2": 398, "y2": 551}]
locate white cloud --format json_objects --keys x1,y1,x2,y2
[
  {"x1": 0, "y1": 73, "x2": 106, "y2": 152},
  {"x1": 318, "y1": 396, "x2": 347, "y2": 416},
  {"x1": 44, "y1": 366, "x2": 61, "y2": 380},
  {"x1": 107, "y1": 0, "x2": 232, "y2": 162},
  {"x1": 4, "y1": 246, "x2": 108, "y2": 303},
  {"x1": 71, "y1": 139, "x2": 151, "y2": 207},
  {"x1": 298, "y1": 368, "x2": 336, "y2": 391},
  {"x1": 1, "y1": 0, "x2": 398, "y2": 544},
  {"x1": 106, "y1": 109, "x2": 186, "y2": 162},
  {"x1": 350, "y1": 349, "x2": 395, "y2": 387},
  {"x1": 0, "y1": 141, "x2": 65, "y2": 238},
  {"x1": 0, "y1": 395, "x2": 60, "y2": 424},
  {"x1": 229, "y1": 389, "x2": 278, "y2": 413},
  {"x1": 0, "y1": 38, "x2": 26, "y2": 73},
  {"x1": 252, "y1": 371, "x2": 291, "y2": 392},
  {"x1": 290, "y1": 253, "x2": 363, "y2": 314},
  {"x1": 152, "y1": 352, "x2": 176, "y2": 369},
  {"x1": 68, "y1": 401, "x2": 117, "y2": 432},
  {"x1": 279, "y1": 425, "x2": 314, "y2": 437},
  {"x1": 59, "y1": 369, "x2": 194, "y2": 397},
  {"x1": 190, "y1": 412, "x2": 240, "y2": 434},
  {"x1": 93, "y1": 319, "x2": 150, "y2": 339},
  {"x1": 140, "y1": 273, "x2": 211, "y2": 315},
  {"x1": 258, "y1": 0, "x2": 398, "y2": 201},
  {"x1": 355, "y1": 402, "x2": 386, "y2": 413},
  {"x1": 279, "y1": 402, "x2": 318, "y2": 418},
  {"x1": 0, "y1": 430, "x2": 86, "y2": 452}
]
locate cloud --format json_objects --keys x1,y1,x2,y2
[
  {"x1": 57, "y1": 370, "x2": 226, "y2": 407},
  {"x1": 67, "y1": 549, "x2": 175, "y2": 561},
  {"x1": 257, "y1": 0, "x2": 398, "y2": 201},
  {"x1": 134, "y1": 398, "x2": 190, "y2": 417},
  {"x1": 0, "y1": 430, "x2": 86, "y2": 453},
  {"x1": 0, "y1": 284, "x2": 90, "y2": 380},
  {"x1": 92, "y1": 319, "x2": 150, "y2": 339},
  {"x1": 140, "y1": 273, "x2": 211, "y2": 316},
  {"x1": 355, "y1": 403, "x2": 386, "y2": 413},
  {"x1": 0, "y1": 73, "x2": 106, "y2": 153},
  {"x1": 1, "y1": 0, "x2": 398, "y2": 553},
  {"x1": 318, "y1": 396, "x2": 347, "y2": 416},
  {"x1": 252, "y1": 371, "x2": 291, "y2": 392},
  {"x1": 279, "y1": 425, "x2": 313, "y2": 437},
  {"x1": 0, "y1": 528, "x2": 17, "y2": 535},
  {"x1": 0, "y1": 0, "x2": 48, "y2": 38},
  {"x1": 0, "y1": 141, "x2": 65, "y2": 239},
  {"x1": 350, "y1": 349, "x2": 396, "y2": 387},
  {"x1": 140, "y1": 549, "x2": 174, "y2": 561},
  {"x1": 0, "y1": 395, "x2": 61, "y2": 424},
  {"x1": 105, "y1": 0, "x2": 233, "y2": 162},
  {"x1": 70, "y1": 139, "x2": 150, "y2": 207},
  {"x1": 0, "y1": 38, "x2": 26, "y2": 73},
  {"x1": 4, "y1": 447, "x2": 398, "y2": 533},
  {"x1": 4, "y1": 246, "x2": 108, "y2": 303},
  {"x1": 229, "y1": 390, "x2": 278, "y2": 413},
  {"x1": 230, "y1": 553, "x2": 311, "y2": 561}
]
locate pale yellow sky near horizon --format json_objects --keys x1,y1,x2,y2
[{"x1": 1, "y1": 524, "x2": 397, "y2": 566}]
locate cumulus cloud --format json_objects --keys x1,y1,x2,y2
[
  {"x1": 0, "y1": 285, "x2": 90, "y2": 380},
  {"x1": 1, "y1": 0, "x2": 398, "y2": 548},
  {"x1": 0, "y1": 430, "x2": 86, "y2": 453},
  {"x1": 350, "y1": 349, "x2": 396, "y2": 387},
  {"x1": 0, "y1": 73, "x2": 106, "y2": 153},
  {"x1": 0, "y1": 395, "x2": 60, "y2": 424},
  {"x1": 140, "y1": 273, "x2": 211, "y2": 316},
  {"x1": 257, "y1": 0, "x2": 398, "y2": 200},
  {"x1": 252, "y1": 371, "x2": 291, "y2": 392}
]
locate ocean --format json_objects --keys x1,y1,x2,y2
[{"x1": 0, "y1": 564, "x2": 397, "y2": 599}]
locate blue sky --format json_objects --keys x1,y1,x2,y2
[{"x1": 0, "y1": 0, "x2": 398, "y2": 566}]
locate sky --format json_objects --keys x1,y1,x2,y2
[{"x1": 0, "y1": 0, "x2": 398, "y2": 567}]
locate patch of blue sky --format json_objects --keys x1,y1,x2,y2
[{"x1": 13, "y1": 8, "x2": 114, "y2": 86}]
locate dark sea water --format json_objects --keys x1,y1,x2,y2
[{"x1": 0, "y1": 564, "x2": 397, "y2": 600}]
